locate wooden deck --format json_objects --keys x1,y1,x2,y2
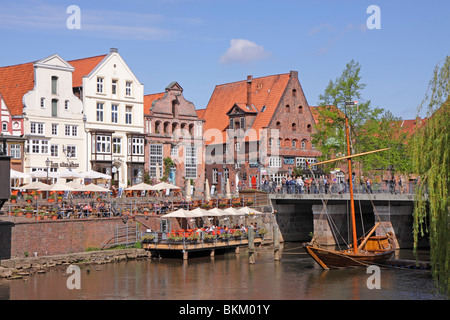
[{"x1": 142, "y1": 238, "x2": 263, "y2": 259}]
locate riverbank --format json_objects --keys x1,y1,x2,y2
[{"x1": 0, "y1": 248, "x2": 151, "y2": 279}]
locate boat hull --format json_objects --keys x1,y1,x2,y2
[{"x1": 304, "y1": 244, "x2": 395, "y2": 270}]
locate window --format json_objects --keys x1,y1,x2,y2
[
  {"x1": 261, "y1": 105, "x2": 266, "y2": 112},
  {"x1": 277, "y1": 139, "x2": 281, "y2": 148},
  {"x1": 66, "y1": 145, "x2": 76, "y2": 158},
  {"x1": 125, "y1": 106, "x2": 132, "y2": 124},
  {"x1": 112, "y1": 79, "x2": 118, "y2": 95},
  {"x1": 307, "y1": 158, "x2": 317, "y2": 170},
  {"x1": 111, "y1": 104, "x2": 118, "y2": 123},
  {"x1": 212, "y1": 168, "x2": 218, "y2": 184},
  {"x1": 10, "y1": 144, "x2": 21, "y2": 159},
  {"x1": 30, "y1": 122, "x2": 44, "y2": 135},
  {"x1": 299, "y1": 106, "x2": 303, "y2": 114},
  {"x1": 185, "y1": 146, "x2": 197, "y2": 179},
  {"x1": 131, "y1": 137, "x2": 144, "y2": 155},
  {"x1": 97, "y1": 77, "x2": 104, "y2": 93},
  {"x1": 292, "y1": 140, "x2": 297, "y2": 148},
  {"x1": 112, "y1": 138, "x2": 121, "y2": 154},
  {"x1": 96, "y1": 103, "x2": 104, "y2": 122},
  {"x1": 65, "y1": 100, "x2": 69, "y2": 110},
  {"x1": 51, "y1": 124, "x2": 58, "y2": 135},
  {"x1": 240, "y1": 117, "x2": 245, "y2": 129},
  {"x1": 149, "y1": 144, "x2": 163, "y2": 178},
  {"x1": 307, "y1": 124, "x2": 312, "y2": 132},
  {"x1": 301, "y1": 140, "x2": 306, "y2": 149},
  {"x1": 96, "y1": 135, "x2": 111, "y2": 153},
  {"x1": 30, "y1": 140, "x2": 48, "y2": 154},
  {"x1": 292, "y1": 89, "x2": 297, "y2": 97},
  {"x1": 268, "y1": 138, "x2": 273, "y2": 147},
  {"x1": 235, "y1": 142, "x2": 241, "y2": 152},
  {"x1": 269, "y1": 157, "x2": 282, "y2": 168},
  {"x1": 125, "y1": 81, "x2": 132, "y2": 96},
  {"x1": 52, "y1": 99, "x2": 58, "y2": 117},
  {"x1": 292, "y1": 123, "x2": 297, "y2": 131},
  {"x1": 229, "y1": 118, "x2": 234, "y2": 129},
  {"x1": 40, "y1": 97, "x2": 45, "y2": 108},
  {"x1": 1, "y1": 122, "x2": 7, "y2": 132},
  {"x1": 51, "y1": 76, "x2": 58, "y2": 94},
  {"x1": 223, "y1": 167, "x2": 229, "y2": 181},
  {"x1": 51, "y1": 144, "x2": 59, "y2": 157},
  {"x1": 286, "y1": 105, "x2": 290, "y2": 113},
  {"x1": 296, "y1": 157, "x2": 306, "y2": 170},
  {"x1": 65, "y1": 125, "x2": 78, "y2": 136},
  {"x1": 171, "y1": 145, "x2": 178, "y2": 157}
]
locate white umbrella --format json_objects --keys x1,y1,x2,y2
[
  {"x1": 80, "y1": 170, "x2": 112, "y2": 180},
  {"x1": 125, "y1": 182, "x2": 154, "y2": 191},
  {"x1": 226, "y1": 178, "x2": 231, "y2": 199},
  {"x1": 29, "y1": 170, "x2": 59, "y2": 179},
  {"x1": 10, "y1": 169, "x2": 31, "y2": 179},
  {"x1": 76, "y1": 184, "x2": 110, "y2": 192},
  {"x1": 161, "y1": 208, "x2": 191, "y2": 218},
  {"x1": 58, "y1": 168, "x2": 83, "y2": 179},
  {"x1": 66, "y1": 181, "x2": 82, "y2": 189},
  {"x1": 205, "y1": 179, "x2": 211, "y2": 201},
  {"x1": 19, "y1": 181, "x2": 51, "y2": 190},
  {"x1": 156, "y1": 163, "x2": 161, "y2": 182},
  {"x1": 40, "y1": 183, "x2": 75, "y2": 192},
  {"x1": 189, "y1": 207, "x2": 210, "y2": 217},
  {"x1": 208, "y1": 207, "x2": 228, "y2": 217},
  {"x1": 224, "y1": 207, "x2": 244, "y2": 216},
  {"x1": 151, "y1": 182, "x2": 180, "y2": 191}
]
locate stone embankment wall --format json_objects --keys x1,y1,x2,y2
[{"x1": 0, "y1": 248, "x2": 151, "y2": 279}]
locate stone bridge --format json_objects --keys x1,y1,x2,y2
[{"x1": 269, "y1": 193, "x2": 427, "y2": 249}]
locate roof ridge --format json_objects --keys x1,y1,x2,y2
[
  {"x1": 215, "y1": 72, "x2": 290, "y2": 87},
  {"x1": 0, "y1": 60, "x2": 36, "y2": 69},
  {"x1": 67, "y1": 54, "x2": 108, "y2": 63}
]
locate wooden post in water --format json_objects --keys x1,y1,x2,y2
[
  {"x1": 273, "y1": 225, "x2": 280, "y2": 261},
  {"x1": 248, "y1": 228, "x2": 255, "y2": 264}
]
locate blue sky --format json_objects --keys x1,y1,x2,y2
[{"x1": 0, "y1": 0, "x2": 448, "y2": 119}]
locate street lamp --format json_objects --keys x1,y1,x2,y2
[{"x1": 45, "y1": 157, "x2": 52, "y2": 198}]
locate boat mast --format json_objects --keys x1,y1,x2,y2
[{"x1": 345, "y1": 101, "x2": 358, "y2": 254}]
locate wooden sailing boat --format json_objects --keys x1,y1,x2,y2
[{"x1": 304, "y1": 102, "x2": 395, "y2": 269}]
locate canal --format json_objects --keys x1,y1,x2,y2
[{"x1": 0, "y1": 243, "x2": 445, "y2": 300}]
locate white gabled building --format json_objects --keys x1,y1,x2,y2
[
  {"x1": 70, "y1": 48, "x2": 145, "y2": 188},
  {"x1": 22, "y1": 54, "x2": 86, "y2": 177}
]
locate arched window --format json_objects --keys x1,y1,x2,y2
[
  {"x1": 276, "y1": 121, "x2": 281, "y2": 129},
  {"x1": 301, "y1": 140, "x2": 307, "y2": 149},
  {"x1": 292, "y1": 89, "x2": 297, "y2": 97},
  {"x1": 286, "y1": 105, "x2": 290, "y2": 113},
  {"x1": 299, "y1": 106, "x2": 303, "y2": 114},
  {"x1": 292, "y1": 123, "x2": 296, "y2": 131},
  {"x1": 307, "y1": 124, "x2": 312, "y2": 132},
  {"x1": 292, "y1": 139, "x2": 298, "y2": 148}
]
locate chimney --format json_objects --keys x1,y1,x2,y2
[
  {"x1": 246, "y1": 75, "x2": 253, "y2": 108},
  {"x1": 110, "y1": 48, "x2": 118, "y2": 53}
]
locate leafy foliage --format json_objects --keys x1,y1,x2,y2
[
  {"x1": 312, "y1": 59, "x2": 412, "y2": 177},
  {"x1": 413, "y1": 56, "x2": 450, "y2": 296}
]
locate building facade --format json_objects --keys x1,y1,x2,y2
[
  {"x1": 144, "y1": 82, "x2": 205, "y2": 195},
  {"x1": 70, "y1": 48, "x2": 145, "y2": 188},
  {"x1": 201, "y1": 71, "x2": 321, "y2": 195}
]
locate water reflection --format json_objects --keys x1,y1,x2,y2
[{"x1": 0, "y1": 244, "x2": 445, "y2": 300}]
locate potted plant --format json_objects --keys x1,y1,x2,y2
[
  {"x1": 257, "y1": 228, "x2": 268, "y2": 240},
  {"x1": 48, "y1": 194, "x2": 55, "y2": 202},
  {"x1": 232, "y1": 229, "x2": 243, "y2": 239},
  {"x1": 57, "y1": 196, "x2": 63, "y2": 203},
  {"x1": 14, "y1": 208, "x2": 22, "y2": 217},
  {"x1": 219, "y1": 233, "x2": 231, "y2": 242},
  {"x1": 141, "y1": 234, "x2": 155, "y2": 243},
  {"x1": 142, "y1": 208, "x2": 150, "y2": 215},
  {"x1": 25, "y1": 195, "x2": 33, "y2": 203},
  {"x1": 168, "y1": 234, "x2": 183, "y2": 242},
  {"x1": 203, "y1": 233, "x2": 215, "y2": 243},
  {"x1": 10, "y1": 194, "x2": 17, "y2": 203},
  {"x1": 187, "y1": 233, "x2": 200, "y2": 243}
]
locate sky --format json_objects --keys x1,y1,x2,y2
[{"x1": 0, "y1": 0, "x2": 448, "y2": 119}]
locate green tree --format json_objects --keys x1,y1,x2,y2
[
  {"x1": 413, "y1": 56, "x2": 449, "y2": 296},
  {"x1": 312, "y1": 60, "x2": 412, "y2": 177}
]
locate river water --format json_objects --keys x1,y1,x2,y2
[{"x1": 0, "y1": 244, "x2": 446, "y2": 301}]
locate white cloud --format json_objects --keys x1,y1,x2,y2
[{"x1": 219, "y1": 39, "x2": 270, "y2": 64}]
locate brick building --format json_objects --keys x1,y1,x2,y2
[
  {"x1": 144, "y1": 82, "x2": 205, "y2": 195},
  {"x1": 201, "y1": 71, "x2": 321, "y2": 195}
]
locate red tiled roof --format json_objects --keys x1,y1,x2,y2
[
  {"x1": 195, "y1": 108, "x2": 206, "y2": 119},
  {"x1": 144, "y1": 92, "x2": 166, "y2": 114},
  {"x1": 0, "y1": 62, "x2": 35, "y2": 116},
  {"x1": 68, "y1": 55, "x2": 107, "y2": 87},
  {"x1": 202, "y1": 73, "x2": 291, "y2": 144}
]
